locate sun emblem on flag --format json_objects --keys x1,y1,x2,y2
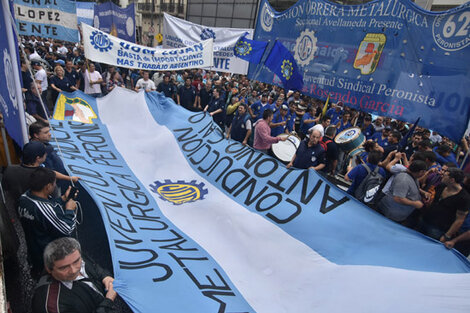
[
  {"x1": 235, "y1": 41, "x2": 252, "y2": 56},
  {"x1": 281, "y1": 59, "x2": 293, "y2": 80},
  {"x1": 149, "y1": 180, "x2": 208, "y2": 205}
]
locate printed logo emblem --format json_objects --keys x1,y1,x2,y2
[
  {"x1": 432, "y1": 12, "x2": 470, "y2": 51},
  {"x1": 150, "y1": 180, "x2": 208, "y2": 205},
  {"x1": 53, "y1": 95, "x2": 97, "y2": 124},
  {"x1": 3, "y1": 49, "x2": 18, "y2": 110},
  {"x1": 353, "y1": 33, "x2": 386, "y2": 75},
  {"x1": 126, "y1": 17, "x2": 134, "y2": 37},
  {"x1": 200, "y1": 28, "x2": 216, "y2": 40},
  {"x1": 90, "y1": 30, "x2": 113, "y2": 52},
  {"x1": 294, "y1": 29, "x2": 318, "y2": 67},
  {"x1": 281, "y1": 59, "x2": 293, "y2": 80},
  {"x1": 260, "y1": 3, "x2": 274, "y2": 32},
  {"x1": 234, "y1": 40, "x2": 252, "y2": 56}
]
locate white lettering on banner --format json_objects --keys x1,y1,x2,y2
[
  {"x1": 97, "y1": 10, "x2": 128, "y2": 19},
  {"x1": 14, "y1": 4, "x2": 77, "y2": 29},
  {"x1": 82, "y1": 24, "x2": 213, "y2": 71},
  {"x1": 278, "y1": 0, "x2": 428, "y2": 28}
]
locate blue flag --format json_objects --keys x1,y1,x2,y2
[
  {"x1": 264, "y1": 41, "x2": 303, "y2": 91},
  {"x1": 1, "y1": 0, "x2": 26, "y2": 147},
  {"x1": 233, "y1": 34, "x2": 267, "y2": 64},
  {"x1": 94, "y1": 2, "x2": 135, "y2": 42}
]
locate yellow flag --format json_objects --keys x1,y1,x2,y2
[{"x1": 321, "y1": 93, "x2": 330, "y2": 118}]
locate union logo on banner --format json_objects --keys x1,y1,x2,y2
[
  {"x1": 150, "y1": 180, "x2": 208, "y2": 205},
  {"x1": 53, "y1": 95, "x2": 98, "y2": 124},
  {"x1": 353, "y1": 33, "x2": 386, "y2": 75},
  {"x1": 294, "y1": 29, "x2": 318, "y2": 67},
  {"x1": 90, "y1": 30, "x2": 113, "y2": 52}
]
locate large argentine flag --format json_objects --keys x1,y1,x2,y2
[{"x1": 51, "y1": 88, "x2": 470, "y2": 313}]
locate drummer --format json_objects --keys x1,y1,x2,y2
[
  {"x1": 287, "y1": 129, "x2": 326, "y2": 171},
  {"x1": 336, "y1": 110, "x2": 353, "y2": 133},
  {"x1": 253, "y1": 109, "x2": 288, "y2": 154}
]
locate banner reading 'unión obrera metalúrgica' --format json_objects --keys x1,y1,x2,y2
[
  {"x1": 14, "y1": 0, "x2": 78, "y2": 42},
  {"x1": 250, "y1": 0, "x2": 470, "y2": 141},
  {"x1": 82, "y1": 23, "x2": 213, "y2": 71}
]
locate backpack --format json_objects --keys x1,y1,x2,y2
[
  {"x1": 354, "y1": 163, "x2": 385, "y2": 205},
  {"x1": 319, "y1": 137, "x2": 332, "y2": 152}
]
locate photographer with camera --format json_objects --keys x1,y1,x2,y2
[{"x1": 18, "y1": 167, "x2": 79, "y2": 278}]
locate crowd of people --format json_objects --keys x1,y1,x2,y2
[{"x1": 1, "y1": 34, "x2": 470, "y2": 312}]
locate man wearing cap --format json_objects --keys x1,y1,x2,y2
[
  {"x1": 227, "y1": 104, "x2": 252, "y2": 146},
  {"x1": 287, "y1": 129, "x2": 326, "y2": 171},
  {"x1": 253, "y1": 109, "x2": 287, "y2": 153},
  {"x1": 270, "y1": 104, "x2": 289, "y2": 137},
  {"x1": 2, "y1": 142, "x2": 48, "y2": 205}
]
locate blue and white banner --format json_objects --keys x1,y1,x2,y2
[
  {"x1": 14, "y1": 0, "x2": 78, "y2": 42},
  {"x1": 250, "y1": 0, "x2": 470, "y2": 142},
  {"x1": 163, "y1": 13, "x2": 253, "y2": 75},
  {"x1": 50, "y1": 88, "x2": 470, "y2": 313},
  {"x1": 93, "y1": 1, "x2": 135, "y2": 43},
  {"x1": 82, "y1": 23, "x2": 213, "y2": 71},
  {"x1": 1, "y1": 0, "x2": 25, "y2": 147},
  {"x1": 76, "y1": 1, "x2": 94, "y2": 27}
]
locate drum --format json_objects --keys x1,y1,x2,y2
[
  {"x1": 272, "y1": 134, "x2": 300, "y2": 163},
  {"x1": 348, "y1": 146, "x2": 365, "y2": 168},
  {"x1": 334, "y1": 127, "x2": 365, "y2": 152}
]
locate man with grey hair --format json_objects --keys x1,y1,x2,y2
[{"x1": 32, "y1": 237, "x2": 117, "y2": 313}]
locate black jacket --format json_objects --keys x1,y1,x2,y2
[{"x1": 32, "y1": 257, "x2": 116, "y2": 313}]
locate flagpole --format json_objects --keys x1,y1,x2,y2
[{"x1": 3, "y1": 0, "x2": 28, "y2": 145}]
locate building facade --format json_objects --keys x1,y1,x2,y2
[{"x1": 120, "y1": 0, "x2": 187, "y2": 46}]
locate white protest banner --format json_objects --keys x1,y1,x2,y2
[
  {"x1": 82, "y1": 23, "x2": 213, "y2": 71},
  {"x1": 163, "y1": 13, "x2": 253, "y2": 75}
]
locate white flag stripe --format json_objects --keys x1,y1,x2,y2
[
  {"x1": 97, "y1": 88, "x2": 470, "y2": 313},
  {"x1": 14, "y1": 4, "x2": 78, "y2": 29}
]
